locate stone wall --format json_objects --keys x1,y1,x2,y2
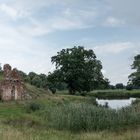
[{"x1": 0, "y1": 64, "x2": 26, "y2": 101}]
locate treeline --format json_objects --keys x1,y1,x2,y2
[
  {"x1": 19, "y1": 71, "x2": 48, "y2": 89},
  {"x1": 19, "y1": 46, "x2": 111, "y2": 94},
  {"x1": 16, "y1": 47, "x2": 140, "y2": 94},
  {"x1": 18, "y1": 71, "x2": 68, "y2": 93},
  {"x1": 1, "y1": 46, "x2": 139, "y2": 94}
]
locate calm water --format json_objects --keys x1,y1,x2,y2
[{"x1": 96, "y1": 98, "x2": 136, "y2": 109}]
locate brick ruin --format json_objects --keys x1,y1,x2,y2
[{"x1": 0, "y1": 64, "x2": 26, "y2": 101}]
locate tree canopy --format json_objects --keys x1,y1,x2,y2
[
  {"x1": 50, "y1": 46, "x2": 108, "y2": 94},
  {"x1": 128, "y1": 54, "x2": 140, "y2": 88},
  {"x1": 19, "y1": 71, "x2": 48, "y2": 89},
  {"x1": 115, "y1": 83, "x2": 124, "y2": 89}
]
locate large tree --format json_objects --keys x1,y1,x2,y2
[
  {"x1": 128, "y1": 54, "x2": 140, "y2": 88},
  {"x1": 50, "y1": 46, "x2": 107, "y2": 94}
]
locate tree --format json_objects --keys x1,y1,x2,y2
[
  {"x1": 51, "y1": 46, "x2": 105, "y2": 94},
  {"x1": 99, "y1": 78, "x2": 110, "y2": 89},
  {"x1": 128, "y1": 54, "x2": 140, "y2": 89},
  {"x1": 19, "y1": 71, "x2": 29, "y2": 82},
  {"x1": 32, "y1": 75, "x2": 42, "y2": 88},
  {"x1": 109, "y1": 85, "x2": 115, "y2": 90},
  {"x1": 39, "y1": 74, "x2": 48, "y2": 88},
  {"x1": 115, "y1": 83, "x2": 124, "y2": 89},
  {"x1": 28, "y1": 72, "x2": 48, "y2": 88},
  {"x1": 28, "y1": 72, "x2": 37, "y2": 81}
]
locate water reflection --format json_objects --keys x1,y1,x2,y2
[{"x1": 96, "y1": 98, "x2": 136, "y2": 109}]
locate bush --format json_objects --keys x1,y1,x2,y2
[
  {"x1": 80, "y1": 91, "x2": 87, "y2": 96},
  {"x1": 126, "y1": 85, "x2": 133, "y2": 90},
  {"x1": 26, "y1": 102, "x2": 41, "y2": 112},
  {"x1": 50, "y1": 87, "x2": 56, "y2": 94}
]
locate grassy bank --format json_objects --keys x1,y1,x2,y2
[
  {"x1": 1, "y1": 96, "x2": 140, "y2": 132},
  {"x1": 0, "y1": 88, "x2": 140, "y2": 139},
  {"x1": 88, "y1": 89, "x2": 140, "y2": 99},
  {"x1": 56, "y1": 89, "x2": 140, "y2": 99}
]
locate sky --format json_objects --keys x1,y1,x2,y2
[{"x1": 0, "y1": 0, "x2": 139, "y2": 85}]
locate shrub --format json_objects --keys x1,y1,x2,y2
[
  {"x1": 126, "y1": 85, "x2": 133, "y2": 90},
  {"x1": 80, "y1": 91, "x2": 87, "y2": 96},
  {"x1": 50, "y1": 87, "x2": 56, "y2": 94},
  {"x1": 26, "y1": 102, "x2": 41, "y2": 112}
]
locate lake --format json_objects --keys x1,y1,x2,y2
[{"x1": 96, "y1": 98, "x2": 136, "y2": 109}]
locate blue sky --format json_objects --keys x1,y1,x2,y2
[{"x1": 0, "y1": 0, "x2": 139, "y2": 85}]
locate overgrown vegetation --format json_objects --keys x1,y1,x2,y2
[
  {"x1": 1, "y1": 94, "x2": 140, "y2": 133},
  {"x1": 43, "y1": 102, "x2": 140, "y2": 132},
  {"x1": 48, "y1": 46, "x2": 110, "y2": 94},
  {"x1": 0, "y1": 49, "x2": 140, "y2": 140},
  {"x1": 0, "y1": 123, "x2": 140, "y2": 140},
  {"x1": 0, "y1": 83, "x2": 139, "y2": 139}
]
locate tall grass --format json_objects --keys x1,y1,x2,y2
[
  {"x1": 43, "y1": 102, "x2": 140, "y2": 132},
  {"x1": 1, "y1": 123, "x2": 140, "y2": 140}
]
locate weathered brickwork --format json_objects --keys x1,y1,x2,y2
[{"x1": 0, "y1": 64, "x2": 26, "y2": 101}]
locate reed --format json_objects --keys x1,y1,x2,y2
[{"x1": 44, "y1": 102, "x2": 140, "y2": 132}]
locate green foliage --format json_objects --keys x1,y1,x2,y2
[
  {"x1": 44, "y1": 102, "x2": 140, "y2": 132},
  {"x1": 31, "y1": 75, "x2": 42, "y2": 88},
  {"x1": 128, "y1": 54, "x2": 140, "y2": 88},
  {"x1": 109, "y1": 85, "x2": 115, "y2": 89},
  {"x1": 19, "y1": 71, "x2": 48, "y2": 89},
  {"x1": 115, "y1": 83, "x2": 124, "y2": 89},
  {"x1": 99, "y1": 78, "x2": 110, "y2": 89},
  {"x1": 26, "y1": 102, "x2": 41, "y2": 112},
  {"x1": 19, "y1": 71, "x2": 28, "y2": 82},
  {"x1": 89, "y1": 90, "x2": 140, "y2": 99},
  {"x1": 25, "y1": 83, "x2": 50, "y2": 99},
  {"x1": 51, "y1": 46, "x2": 108, "y2": 94},
  {"x1": 28, "y1": 72, "x2": 37, "y2": 81},
  {"x1": 126, "y1": 84, "x2": 133, "y2": 90},
  {"x1": 132, "y1": 98, "x2": 140, "y2": 105},
  {"x1": 0, "y1": 94, "x2": 140, "y2": 139},
  {"x1": 0, "y1": 123, "x2": 140, "y2": 140},
  {"x1": 47, "y1": 70, "x2": 67, "y2": 92}
]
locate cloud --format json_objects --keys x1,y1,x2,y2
[
  {"x1": 0, "y1": 20, "x2": 57, "y2": 74},
  {"x1": 17, "y1": 17, "x2": 87, "y2": 37},
  {"x1": 0, "y1": 0, "x2": 98, "y2": 36},
  {"x1": 0, "y1": 0, "x2": 139, "y2": 85},
  {"x1": 104, "y1": 0, "x2": 140, "y2": 26},
  {"x1": 0, "y1": 4, "x2": 18, "y2": 19},
  {"x1": 94, "y1": 42, "x2": 134, "y2": 54},
  {"x1": 15, "y1": 10, "x2": 97, "y2": 37},
  {"x1": 103, "y1": 16, "x2": 125, "y2": 27}
]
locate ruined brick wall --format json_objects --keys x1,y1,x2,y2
[{"x1": 0, "y1": 64, "x2": 26, "y2": 101}]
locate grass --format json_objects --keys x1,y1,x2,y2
[
  {"x1": 0, "y1": 73, "x2": 4, "y2": 81},
  {"x1": 0, "y1": 84, "x2": 139, "y2": 139},
  {"x1": 25, "y1": 83, "x2": 52, "y2": 99},
  {"x1": 0, "y1": 122, "x2": 140, "y2": 140},
  {"x1": 1, "y1": 96, "x2": 139, "y2": 133},
  {"x1": 56, "y1": 89, "x2": 140, "y2": 99},
  {"x1": 43, "y1": 102, "x2": 140, "y2": 132},
  {"x1": 88, "y1": 89, "x2": 140, "y2": 99}
]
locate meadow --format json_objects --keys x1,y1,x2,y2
[
  {"x1": 56, "y1": 89, "x2": 140, "y2": 99},
  {"x1": 0, "y1": 86, "x2": 140, "y2": 140},
  {"x1": 89, "y1": 89, "x2": 140, "y2": 99}
]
